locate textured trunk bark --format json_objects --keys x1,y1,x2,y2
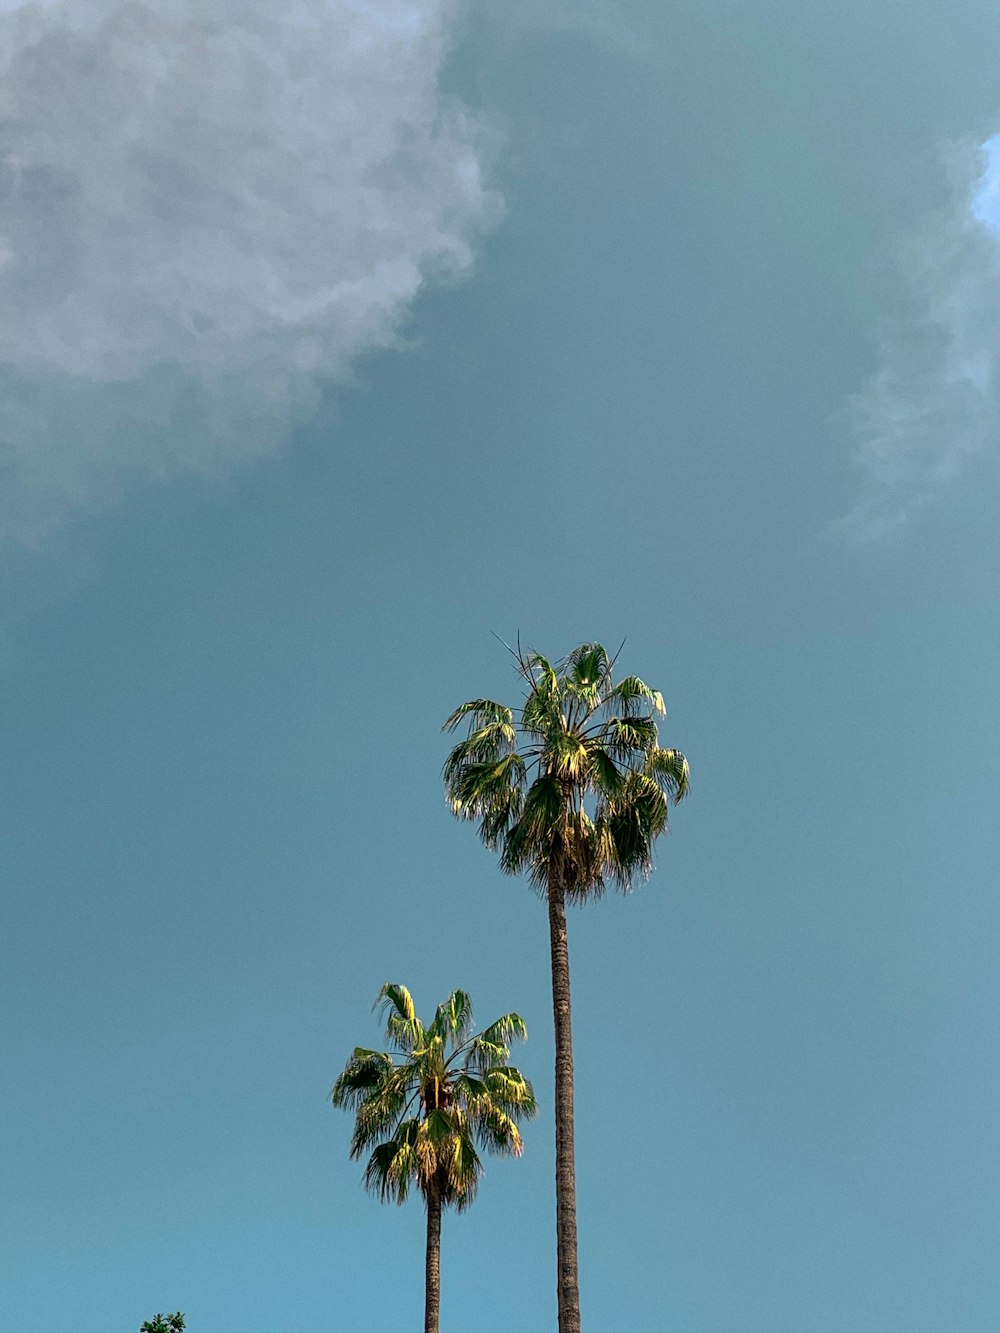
[
  {"x1": 548, "y1": 868, "x2": 582, "y2": 1333},
  {"x1": 424, "y1": 1180, "x2": 442, "y2": 1333}
]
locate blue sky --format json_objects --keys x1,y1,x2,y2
[{"x1": 2, "y1": 2, "x2": 999, "y2": 1331}]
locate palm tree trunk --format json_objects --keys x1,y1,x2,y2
[
  {"x1": 424, "y1": 1179, "x2": 442, "y2": 1333},
  {"x1": 548, "y1": 868, "x2": 582, "y2": 1333}
]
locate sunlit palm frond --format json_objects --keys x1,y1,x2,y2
[
  {"x1": 500, "y1": 774, "x2": 564, "y2": 875},
  {"x1": 432, "y1": 989, "x2": 474, "y2": 1044},
  {"x1": 604, "y1": 674, "x2": 665, "y2": 718},
  {"x1": 329, "y1": 1048, "x2": 394, "y2": 1110},
  {"x1": 449, "y1": 1071, "x2": 489, "y2": 1102},
  {"x1": 441, "y1": 699, "x2": 515, "y2": 734},
  {"x1": 600, "y1": 713, "x2": 659, "y2": 759},
  {"x1": 645, "y1": 746, "x2": 691, "y2": 801},
  {"x1": 365, "y1": 1127, "x2": 419, "y2": 1205},
  {"x1": 473, "y1": 1103, "x2": 524, "y2": 1157},
  {"x1": 587, "y1": 744, "x2": 624, "y2": 798},
  {"x1": 464, "y1": 1036, "x2": 506, "y2": 1070},
  {"x1": 449, "y1": 1132, "x2": 483, "y2": 1213},
  {"x1": 441, "y1": 720, "x2": 517, "y2": 785},
  {"x1": 563, "y1": 642, "x2": 609, "y2": 717},
  {"x1": 546, "y1": 729, "x2": 590, "y2": 781},
  {"x1": 445, "y1": 753, "x2": 526, "y2": 820},
  {"x1": 482, "y1": 1066, "x2": 538, "y2": 1117},
  {"x1": 376, "y1": 983, "x2": 424, "y2": 1053},
  {"x1": 474, "y1": 1012, "x2": 528, "y2": 1055}
]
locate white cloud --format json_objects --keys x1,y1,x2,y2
[
  {"x1": 847, "y1": 137, "x2": 1000, "y2": 537},
  {"x1": 0, "y1": 0, "x2": 497, "y2": 548}
]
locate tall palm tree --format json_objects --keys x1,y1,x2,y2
[
  {"x1": 331, "y1": 983, "x2": 536, "y2": 1333},
  {"x1": 443, "y1": 642, "x2": 690, "y2": 1333}
]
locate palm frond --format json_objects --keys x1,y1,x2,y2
[
  {"x1": 560, "y1": 809, "x2": 607, "y2": 901},
  {"x1": 562, "y1": 643, "x2": 610, "y2": 717},
  {"x1": 604, "y1": 674, "x2": 665, "y2": 717},
  {"x1": 376, "y1": 983, "x2": 424, "y2": 1053},
  {"x1": 441, "y1": 720, "x2": 517, "y2": 784},
  {"x1": 475, "y1": 1012, "x2": 528, "y2": 1053},
  {"x1": 465, "y1": 1036, "x2": 506, "y2": 1070},
  {"x1": 364, "y1": 1126, "x2": 420, "y2": 1205},
  {"x1": 519, "y1": 656, "x2": 561, "y2": 737},
  {"x1": 449, "y1": 1071, "x2": 489, "y2": 1103},
  {"x1": 349, "y1": 1076, "x2": 413, "y2": 1157},
  {"x1": 330, "y1": 1048, "x2": 394, "y2": 1110},
  {"x1": 445, "y1": 752, "x2": 526, "y2": 822},
  {"x1": 601, "y1": 713, "x2": 659, "y2": 759},
  {"x1": 432, "y1": 989, "x2": 474, "y2": 1044},
  {"x1": 482, "y1": 1067, "x2": 538, "y2": 1117},
  {"x1": 441, "y1": 699, "x2": 515, "y2": 734},
  {"x1": 449, "y1": 1133, "x2": 483, "y2": 1212},
  {"x1": 645, "y1": 746, "x2": 691, "y2": 802},
  {"x1": 473, "y1": 1103, "x2": 524, "y2": 1157},
  {"x1": 545, "y1": 728, "x2": 590, "y2": 781},
  {"x1": 500, "y1": 774, "x2": 564, "y2": 875},
  {"x1": 587, "y1": 744, "x2": 624, "y2": 798},
  {"x1": 597, "y1": 771, "x2": 670, "y2": 886}
]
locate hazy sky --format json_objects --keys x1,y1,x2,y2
[{"x1": 3, "y1": 3, "x2": 999, "y2": 1331}]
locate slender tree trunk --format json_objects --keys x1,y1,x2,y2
[
  {"x1": 424, "y1": 1180, "x2": 442, "y2": 1333},
  {"x1": 548, "y1": 868, "x2": 582, "y2": 1333}
]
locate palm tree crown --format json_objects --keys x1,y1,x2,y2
[
  {"x1": 443, "y1": 641, "x2": 690, "y2": 901},
  {"x1": 331, "y1": 983, "x2": 537, "y2": 1211}
]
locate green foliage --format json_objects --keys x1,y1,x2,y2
[
  {"x1": 140, "y1": 1315, "x2": 185, "y2": 1333},
  {"x1": 331, "y1": 985, "x2": 536, "y2": 1213},
  {"x1": 443, "y1": 641, "x2": 690, "y2": 901}
]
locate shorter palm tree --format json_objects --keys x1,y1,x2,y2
[{"x1": 331, "y1": 984, "x2": 536, "y2": 1333}]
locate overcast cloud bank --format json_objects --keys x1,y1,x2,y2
[{"x1": 0, "y1": 0, "x2": 495, "y2": 549}]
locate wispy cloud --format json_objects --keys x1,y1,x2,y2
[
  {"x1": 847, "y1": 137, "x2": 1000, "y2": 537},
  {"x1": 0, "y1": 0, "x2": 496, "y2": 551}
]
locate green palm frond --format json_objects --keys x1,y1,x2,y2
[
  {"x1": 464, "y1": 1036, "x2": 506, "y2": 1070},
  {"x1": 350, "y1": 1087, "x2": 411, "y2": 1157},
  {"x1": 376, "y1": 983, "x2": 424, "y2": 1053},
  {"x1": 474, "y1": 1012, "x2": 528, "y2": 1053},
  {"x1": 565, "y1": 642, "x2": 610, "y2": 685},
  {"x1": 441, "y1": 720, "x2": 517, "y2": 783},
  {"x1": 442, "y1": 699, "x2": 515, "y2": 734},
  {"x1": 445, "y1": 752, "x2": 526, "y2": 822},
  {"x1": 432, "y1": 989, "x2": 474, "y2": 1044},
  {"x1": 329, "y1": 1048, "x2": 395, "y2": 1110},
  {"x1": 595, "y1": 771, "x2": 672, "y2": 885},
  {"x1": 482, "y1": 1066, "x2": 538, "y2": 1116},
  {"x1": 449, "y1": 1133, "x2": 483, "y2": 1213},
  {"x1": 601, "y1": 713, "x2": 659, "y2": 758},
  {"x1": 520, "y1": 657, "x2": 561, "y2": 737},
  {"x1": 500, "y1": 774, "x2": 564, "y2": 873},
  {"x1": 588, "y1": 745, "x2": 624, "y2": 798},
  {"x1": 365, "y1": 1127, "x2": 419, "y2": 1204},
  {"x1": 605, "y1": 674, "x2": 665, "y2": 718},
  {"x1": 563, "y1": 643, "x2": 611, "y2": 716},
  {"x1": 450, "y1": 1071, "x2": 489, "y2": 1101},
  {"x1": 645, "y1": 746, "x2": 691, "y2": 801},
  {"x1": 473, "y1": 1103, "x2": 524, "y2": 1156},
  {"x1": 546, "y1": 729, "x2": 590, "y2": 781}
]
